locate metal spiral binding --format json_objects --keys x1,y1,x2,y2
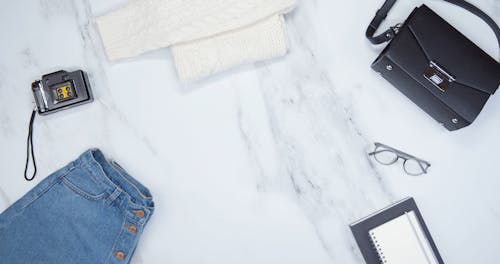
[{"x1": 370, "y1": 231, "x2": 388, "y2": 264}]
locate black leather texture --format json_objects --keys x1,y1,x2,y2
[{"x1": 372, "y1": 5, "x2": 500, "y2": 131}]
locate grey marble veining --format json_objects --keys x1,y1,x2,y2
[{"x1": 1, "y1": 0, "x2": 499, "y2": 263}]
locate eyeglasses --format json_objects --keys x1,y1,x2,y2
[{"x1": 369, "y1": 142, "x2": 431, "y2": 176}]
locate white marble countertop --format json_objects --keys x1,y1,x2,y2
[{"x1": 1, "y1": 0, "x2": 499, "y2": 263}]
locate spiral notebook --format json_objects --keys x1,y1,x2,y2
[
  {"x1": 369, "y1": 211, "x2": 438, "y2": 264},
  {"x1": 350, "y1": 198, "x2": 444, "y2": 264}
]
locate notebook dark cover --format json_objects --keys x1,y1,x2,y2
[{"x1": 349, "y1": 197, "x2": 444, "y2": 264}]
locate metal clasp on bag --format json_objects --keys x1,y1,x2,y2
[
  {"x1": 390, "y1": 23, "x2": 403, "y2": 34},
  {"x1": 383, "y1": 23, "x2": 403, "y2": 39},
  {"x1": 423, "y1": 61, "x2": 455, "y2": 92}
]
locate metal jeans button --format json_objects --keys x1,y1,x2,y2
[
  {"x1": 128, "y1": 225, "x2": 138, "y2": 234},
  {"x1": 114, "y1": 251, "x2": 125, "y2": 260},
  {"x1": 131, "y1": 210, "x2": 145, "y2": 219}
]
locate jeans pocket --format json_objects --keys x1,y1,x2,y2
[{"x1": 61, "y1": 168, "x2": 107, "y2": 201}]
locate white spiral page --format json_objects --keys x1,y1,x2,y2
[{"x1": 369, "y1": 211, "x2": 438, "y2": 264}]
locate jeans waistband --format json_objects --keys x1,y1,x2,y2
[{"x1": 73, "y1": 149, "x2": 154, "y2": 210}]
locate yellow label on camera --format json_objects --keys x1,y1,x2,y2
[
  {"x1": 57, "y1": 85, "x2": 71, "y2": 98},
  {"x1": 53, "y1": 81, "x2": 76, "y2": 102}
]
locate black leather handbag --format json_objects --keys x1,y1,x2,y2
[{"x1": 366, "y1": 0, "x2": 500, "y2": 131}]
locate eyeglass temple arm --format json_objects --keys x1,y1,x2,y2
[
  {"x1": 368, "y1": 150, "x2": 388, "y2": 156},
  {"x1": 371, "y1": 144, "x2": 431, "y2": 173},
  {"x1": 417, "y1": 160, "x2": 431, "y2": 173}
]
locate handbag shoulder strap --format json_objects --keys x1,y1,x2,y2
[{"x1": 366, "y1": 0, "x2": 500, "y2": 52}]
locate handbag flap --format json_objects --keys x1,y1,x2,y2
[
  {"x1": 385, "y1": 27, "x2": 490, "y2": 122},
  {"x1": 405, "y1": 5, "x2": 500, "y2": 95}
]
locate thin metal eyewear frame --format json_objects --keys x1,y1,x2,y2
[{"x1": 368, "y1": 142, "x2": 431, "y2": 176}]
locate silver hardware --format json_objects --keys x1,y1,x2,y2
[
  {"x1": 386, "y1": 65, "x2": 393, "y2": 71},
  {"x1": 391, "y1": 23, "x2": 403, "y2": 34},
  {"x1": 423, "y1": 61, "x2": 455, "y2": 92},
  {"x1": 32, "y1": 80, "x2": 48, "y2": 113},
  {"x1": 452, "y1": 118, "x2": 459, "y2": 124}
]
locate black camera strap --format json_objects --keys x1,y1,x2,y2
[
  {"x1": 366, "y1": 0, "x2": 500, "y2": 53},
  {"x1": 24, "y1": 108, "x2": 37, "y2": 181}
]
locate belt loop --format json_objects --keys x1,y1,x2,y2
[{"x1": 105, "y1": 188, "x2": 122, "y2": 205}]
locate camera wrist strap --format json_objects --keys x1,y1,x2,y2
[
  {"x1": 366, "y1": 0, "x2": 500, "y2": 53},
  {"x1": 24, "y1": 108, "x2": 37, "y2": 181}
]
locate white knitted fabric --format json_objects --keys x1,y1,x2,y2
[
  {"x1": 171, "y1": 15, "x2": 289, "y2": 82},
  {"x1": 96, "y1": 0, "x2": 296, "y2": 60}
]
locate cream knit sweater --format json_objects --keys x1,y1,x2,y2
[
  {"x1": 171, "y1": 15, "x2": 289, "y2": 82},
  {"x1": 96, "y1": 0, "x2": 296, "y2": 82}
]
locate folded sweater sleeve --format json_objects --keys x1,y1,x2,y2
[
  {"x1": 96, "y1": 0, "x2": 296, "y2": 60},
  {"x1": 171, "y1": 15, "x2": 289, "y2": 82}
]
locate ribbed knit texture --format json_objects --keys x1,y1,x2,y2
[
  {"x1": 96, "y1": 0, "x2": 296, "y2": 60},
  {"x1": 171, "y1": 15, "x2": 289, "y2": 82}
]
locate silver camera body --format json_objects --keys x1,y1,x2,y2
[{"x1": 31, "y1": 70, "x2": 93, "y2": 115}]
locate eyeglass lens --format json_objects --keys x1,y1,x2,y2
[
  {"x1": 371, "y1": 146, "x2": 427, "y2": 176},
  {"x1": 403, "y1": 159, "x2": 426, "y2": 176},
  {"x1": 373, "y1": 149, "x2": 398, "y2": 165}
]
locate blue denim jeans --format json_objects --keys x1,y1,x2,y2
[{"x1": 0, "y1": 149, "x2": 154, "y2": 263}]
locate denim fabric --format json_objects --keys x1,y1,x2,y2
[{"x1": 0, "y1": 149, "x2": 154, "y2": 264}]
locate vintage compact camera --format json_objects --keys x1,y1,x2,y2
[{"x1": 31, "y1": 70, "x2": 93, "y2": 115}]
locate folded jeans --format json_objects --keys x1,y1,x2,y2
[{"x1": 0, "y1": 149, "x2": 154, "y2": 264}]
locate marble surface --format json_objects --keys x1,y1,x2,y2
[{"x1": 0, "y1": 0, "x2": 499, "y2": 263}]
